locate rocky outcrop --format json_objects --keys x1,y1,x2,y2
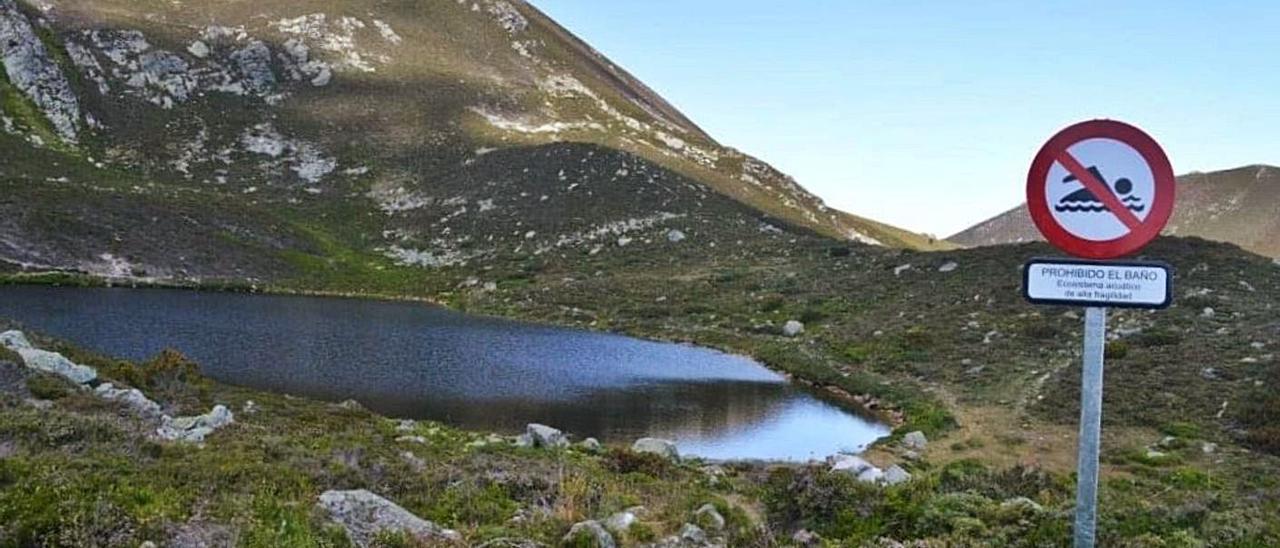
[
  {"x1": 156, "y1": 405, "x2": 234, "y2": 443},
  {"x1": 632, "y1": 437, "x2": 680, "y2": 460},
  {"x1": 0, "y1": 0, "x2": 81, "y2": 142},
  {"x1": 318, "y1": 489, "x2": 461, "y2": 547},
  {"x1": 95, "y1": 382, "x2": 162, "y2": 417},
  {"x1": 0, "y1": 330, "x2": 97, "y2": 384}
]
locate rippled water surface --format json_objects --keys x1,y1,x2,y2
[{"x1": 0, "y1": 286, "x2": 889, "y2": 460}]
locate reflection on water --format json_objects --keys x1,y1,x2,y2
[{"x1": 0, "y1": 286, "x2": 889, "y2": 460}]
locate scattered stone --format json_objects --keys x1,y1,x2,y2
[
  {"x1": 679, "y1": 523, "x2": 708, "y2": 545},
  {"x1": 1202, "y1": 442, "x2": 1218, "y2": 454},
  {"x1": 1202, "y1": 307, "x2": 1216, "y2": 318},
  {"x1": 632, "y1": 437, "x2": 679, "y2": 460},
  {"x1": 1252, "y1": 342, "x2": 1267, "y2": 350},
  {"x1": 514, "y1": 433, "x2": 533, "y2": 447},
  {"x1": 617, "y1": 237, "x2": 632, "y2": 247},
  {"x1": 667, "y1": 229, "x2": 686, "y2": 243},
  {"x1": 792, "y1": 529, "x2": 822, "y2": 546},
  {"x1": 242, "y1": 400, "x2": 258, "y2": 414},
  {"x1": 1145, "y1": 449, "x2": 1167, "y2": 460},
  {"x1": 893, "y1": 264, "x2": 913, "y2": 276},
  {"x1": 526, "y1": 423, "x2": 568, "y2": 448},
  {"x1": 156, "y1": 405, "x2": 234, "y2": 443},
  {"x1": 579, "y1": 437, "x2": 602, "y2": 452},
  {"x1": 396, "y1": 419, "x2": 416, "y2": 432},
  {"x1": 1064, "y1": 310, "x2": 1080, "y2": 320},
  {"x1": 964, "y1": 364, "x2": 986, "y2": 376},
  {"x1": 883, "y1": 465, "x2": 912, "y2": 485},
  {"x1": 694, "y1": 504, "x2": 725, "y2": 531},
  {"x1": 1, "y1": 330, "x2": 98, "y2": 384},
  {"x1": 400, "y1": 451, "x2": 425, "y2": 472},
  {"x1": 396, "y1": 435, "x2": 427, "y2": 445},
  {"x1": 94, "y1": 383, "x2": 162, "y2": 417},
  {"x1": 938, "y1": 261, "x2": 959, "y2": 273},
  {"x1": 902, "y1": 431, "x2": 928, "y2": 450},
  {"x1": 602, "y1": 509, "x2": 638, "y2": 534},
  {"x1": 318, "y1": 489, "x2": 460, "y2": 547},
  {"x1": 902, "y1": 450, "x2": 921, "y2": 461},
  {"x1": 1200, "y1": 368, "x2": 1220, "y2": 381},
  {"x1": 187, "y1": 40, "x2": 210, "y2": 58},
  {"x1": 782, "y1": 320, "x2": 805, "y2": 337},
  {"x1": 562, "y1": 520, "x2": 616, "y2": 548},
  {"x1": 830, "y1": 454, "x2": 884, "y2": 483}
]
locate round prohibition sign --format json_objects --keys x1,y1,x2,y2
[{"x1": 1026, "y1": 120, "x2": 1176, "y2": 259}]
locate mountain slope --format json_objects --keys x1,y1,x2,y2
[
  {"x1": 0, "y1": 0, "x2": 945, "y2": 283},
  {"x1": 950, "y1": 165, "x2": 1280, "y2": 257}
]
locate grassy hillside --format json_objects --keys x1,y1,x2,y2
[{"x1": 3, "y1": 234, "x2": 1279, "y2": 546}]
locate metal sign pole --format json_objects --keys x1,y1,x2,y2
[{"x1": 1074, "y1": 306, "x2": 1107, "y2": 548}]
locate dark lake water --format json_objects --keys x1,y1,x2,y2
[{"x1": 0, "y1": 286, "x2": 888, "y2": 460}]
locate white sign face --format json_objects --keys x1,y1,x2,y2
[
  {"x1": 1024, "y1": 261, "x2": 1171, "y2": 308},
  {"x1": 1044, "y1": 138, "x2": 1155, "y2": 241}
]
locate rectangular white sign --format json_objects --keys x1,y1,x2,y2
[{"x1": 1023, "y1": 259, "x2": 1172, "y2": 309}]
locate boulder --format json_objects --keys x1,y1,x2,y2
[
  {"x1": 902, "y1": 430, "x2": 928, "y2": 450},
  {"x1": 667, "y1": 229, "x2": 687, "y2": 243},
  {"x1": 782, "y1": 320, "x2": 805, "y2": 337},
  {"x1": 883, "y1": 465, "x2": 912, "y2": 485},
  {"x1": 94, "y1": 383, "x2": 162, "y2": 417},
  {"x1": 693, "y1": 504, "x2": 725, "y2": 531},
  {"x1": 526, "y1": 423, "x2": 568, "y2": 448},
  {"x1": 602, "y1": 509, "x2": 639, "y2": 534},
  {"x1": 157, "y1": 405, "x2": 234, "y2": 442},
  {"x1": 579, "y1": 437, "x2": 602, "y2": 452},
  {"x1": 938, "y1": 261, "x2": 959, "y2": 273},
  {"x1": 632, "y1": 437, "x2": 680, "y2": 460},
  {"x1": 318, "y1": 489, "x2": 460, "y2": 547},
  {"x1": 831, "y1": 455, "x2": 886, "y2": 484},
  {"x1": 562, "y1": 520, "x2": 616, "y2": 548}
]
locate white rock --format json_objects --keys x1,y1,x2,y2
[
  {"x1": 631, "y1": 437, "x2": 679, "y2": 460},
  {"x1": 1202, "y1": 442, "x2": 1218, "y2": 454},
  {"x1": 1, "y1": 331, "x2": 97, "y2": 384},
  {"x1": 602, "y1": 510, "x2": 637, "y2": 534},
  {"x1": 883, "y1": 465, "x2": 912, "y2": 485},
  {"x1": 782, "y1": 320, "x2": 805, "y2": 337},
  {"x1": 95, "y1": 383, "x2": 162, "y2": 417},
  {"x1": 679, "y1": 523, "x2": 708, "y2": 544},
  {"x1": 187, "y1": 40, "x2": 210, "y2": 58},
  {"x1": 1202, "y1": 307, "x2": 1215, "y2": 318},
  {"x1": 157, "y1": 405, "x2": 234, "y2": 443},
  {"x1": 666, "y1": 229, "x2": 686, "y2": 243},
  {"x1": 526, "y1": 423, "x2": 568, "y2": 448},
  {"x1": 579, "y1": 437, "x2": 602, "y2": 452},
  {"x1": 902, "y1": 431, "x2": 928, "y2": 450},
  {"x1": 938, "y1": 261, "x2": 959, "y2": 273},
  {"x1": 562, "y1": 520, "x2": 615, "y2": 548},
  {"x1": 893, "y1": 264, "x2": 913, "y2": 276},
  {"x1": 830, "y1": 454, "x2": 881, "y2": 482},
  {"x1": 319, "y1": 489, "x2": 460, "y2": 547}
]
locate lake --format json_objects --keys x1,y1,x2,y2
[{"x1": 0, "y1": 285, "x2": 889, "y2": 460}]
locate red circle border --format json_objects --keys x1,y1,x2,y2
[{"x1": 1026, "y1": 120, "x2": 1176, "y2": 259}]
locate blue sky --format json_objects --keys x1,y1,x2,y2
[{"x1": 533, "y1": 1, "x2": 1280, "y2": 236}]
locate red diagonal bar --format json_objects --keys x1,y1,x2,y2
[{"x1": 1055, "y1": 151, "x2": 1142, "y2": 230}]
